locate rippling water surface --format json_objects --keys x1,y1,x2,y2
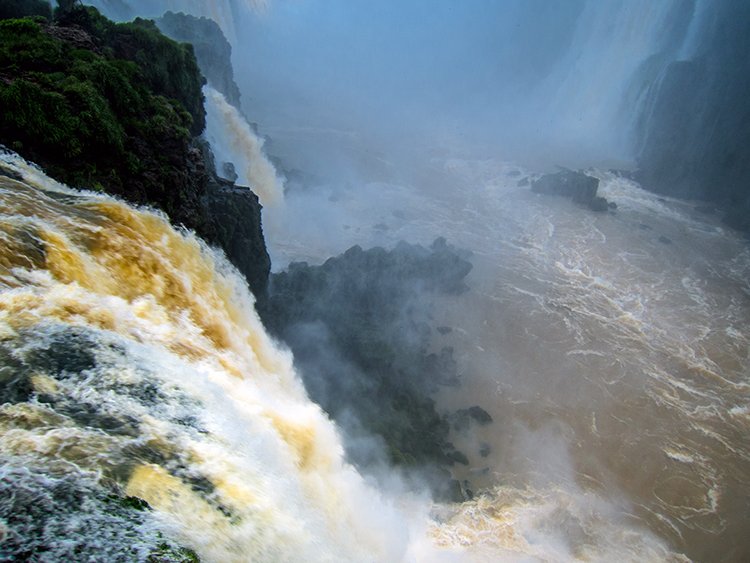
[
  {"x1": 268, "y1": 143, "x2": 750, "y2": 561},
  {"x1": 2, "y1": 140, "x2": 747, "y2": 560}
]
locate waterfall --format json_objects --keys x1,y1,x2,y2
[
  {"x1": 0, "y1": 150, "x2": 687, "y2": 561},
  {"x1": 0, "y1": 151, "x2": 408, "y2": 561},
  {"x1": 204, "y1": 86, "x2": 284, "y2": 206},
  {"x1": 526, "y1": 0, "x2": 695, "y2": 156}
]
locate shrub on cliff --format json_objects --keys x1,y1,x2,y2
[
  {"x1": 54, "y1": 6, "x2": 205, "y2": 134},
  {"x1": 0, "y1": 16, "x2": 195, "y2": 192}
]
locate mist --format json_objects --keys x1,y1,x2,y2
[
  {"x1": 76, "y1": 0, "x2": 750, "y2": 559},
  {"x1": 230, "y1": 0, "x2": 700, "y2": 171}
]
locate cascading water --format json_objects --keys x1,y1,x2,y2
[
  {"x1": 530, "y1": 0, "x2": 695, "y2": 156},
  {"x1": 0, "y1": 152, "x2": 411, "y2": 561},
  {"x1": 0, "y1": 149, "x2": 689, "y2": 562},
  {"x1": 43, "y1": 2, "x2": 750, "y2": 560},
  {"x1": 203, "y1": 86, "x2": 284, "y2": 206}
]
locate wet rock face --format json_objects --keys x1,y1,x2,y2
[
  {"x1": 205, "y1": 182, "x2": 270, "y2": 298},
  {"x1": 43, "y1": 22, "x2": 101, "y2": 52},
  {"x1": 531, "y1": 169, "x2": 611, "y2": 212},
  {"x1": 261, "y1": 239, "x2": 473, "y2": 474}
]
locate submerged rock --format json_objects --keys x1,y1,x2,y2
[{"x1": 446, "y1": 450, "x2": 470, "y2": 466}]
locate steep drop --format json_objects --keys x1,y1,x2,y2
[{"x1": 0, "y1": 151, "x2": 408, "y2": 561}]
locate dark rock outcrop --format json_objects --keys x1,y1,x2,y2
[
  {"x1": 261, "y1": 239, "x2": 473, "y2": 475},
  {"x1": 204, "y1": 180, "x2": 270, "y2": 297},
  {"x1": 449, "y1": 406, "x2": 493, "y2": 432},
  {"x1": 531, "y1": 169, "x2": 611, "y2": 212}
]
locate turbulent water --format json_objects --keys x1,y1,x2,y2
[
  {"x1": 0, "y1": 152, "x2": 417, "y2": 561},
  {"x1": 264, "y1": 135, "x2": 750, "y2": 561},
  {"x1": 3, "y1": 140, "x2": 722, "y2": 561},
  {"x1": 11, "y1": 1, "x2": 750, "y2": 560}
]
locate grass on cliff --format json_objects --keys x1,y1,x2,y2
[{"x1": 0, "y1": 6, "x2": 204, "y2": 192}]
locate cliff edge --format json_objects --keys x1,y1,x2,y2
[{"x1": 0, "y1": 3, "x2": 270, "y2": 296}]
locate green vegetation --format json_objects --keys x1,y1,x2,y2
[
  {"x1": 0, "y1": 5, "x2": 204, "y2": 193},
  {"x1": 0, "y1": 2, "x2": 271, "y2": 301},
  {"x1": 0, "y1": 0, "x2": 52, "y2": 20},
  {"x1": 148, "y1": 543, "x2": 200, "y2": 563}
]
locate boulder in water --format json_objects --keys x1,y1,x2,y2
[
  {"x1": 531, "y1": 169, "x2": 612, "y2": 212},
  {"x1": 446, "y1": 450, "x2": 470, "y2": 466}
]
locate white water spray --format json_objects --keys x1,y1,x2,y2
[{"x1": 204, "y1": 86, "x2": 284, "y2": 206}]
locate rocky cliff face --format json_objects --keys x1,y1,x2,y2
[
  {"x1": 156, "y1": 11, "x2": 242, "y2": 109},
  {"x1": 634, "y1": 0, "x2": 750, "y2": 231},
  {"x1": 260, "y1": 239, "x2": 477, "y2": 499},
  {"x1": 0, "y1": 5, "x2": 270, "y2": 297}
]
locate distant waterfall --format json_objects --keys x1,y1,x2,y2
[
  {"x1": 204, "y1": 86, "x2": 284, "y2": 205},
  {"x1": 529, "y1": 0, "x2": 695, "y2": 156}
]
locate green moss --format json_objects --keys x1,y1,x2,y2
[{"x1": 148, "y1": 543, "x2": 200, "y2": 563}]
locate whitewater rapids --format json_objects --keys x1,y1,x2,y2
[
  {"x1": 263, "y1": 132, "x2": 749, "y2": 560},
  {"x1": 0, "y1": 152, "x2": 415, "y2": 561},
  {"x1": 1, "y1": 146, "x2": 695, "y2": 562}
]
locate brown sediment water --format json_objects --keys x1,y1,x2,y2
[{"x1": 2, "y1": 145, "x2": 744, "y2": 560}]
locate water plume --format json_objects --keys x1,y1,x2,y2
[{"x1": 204, "y1": 86, "x2": 284, "y2": 206}]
